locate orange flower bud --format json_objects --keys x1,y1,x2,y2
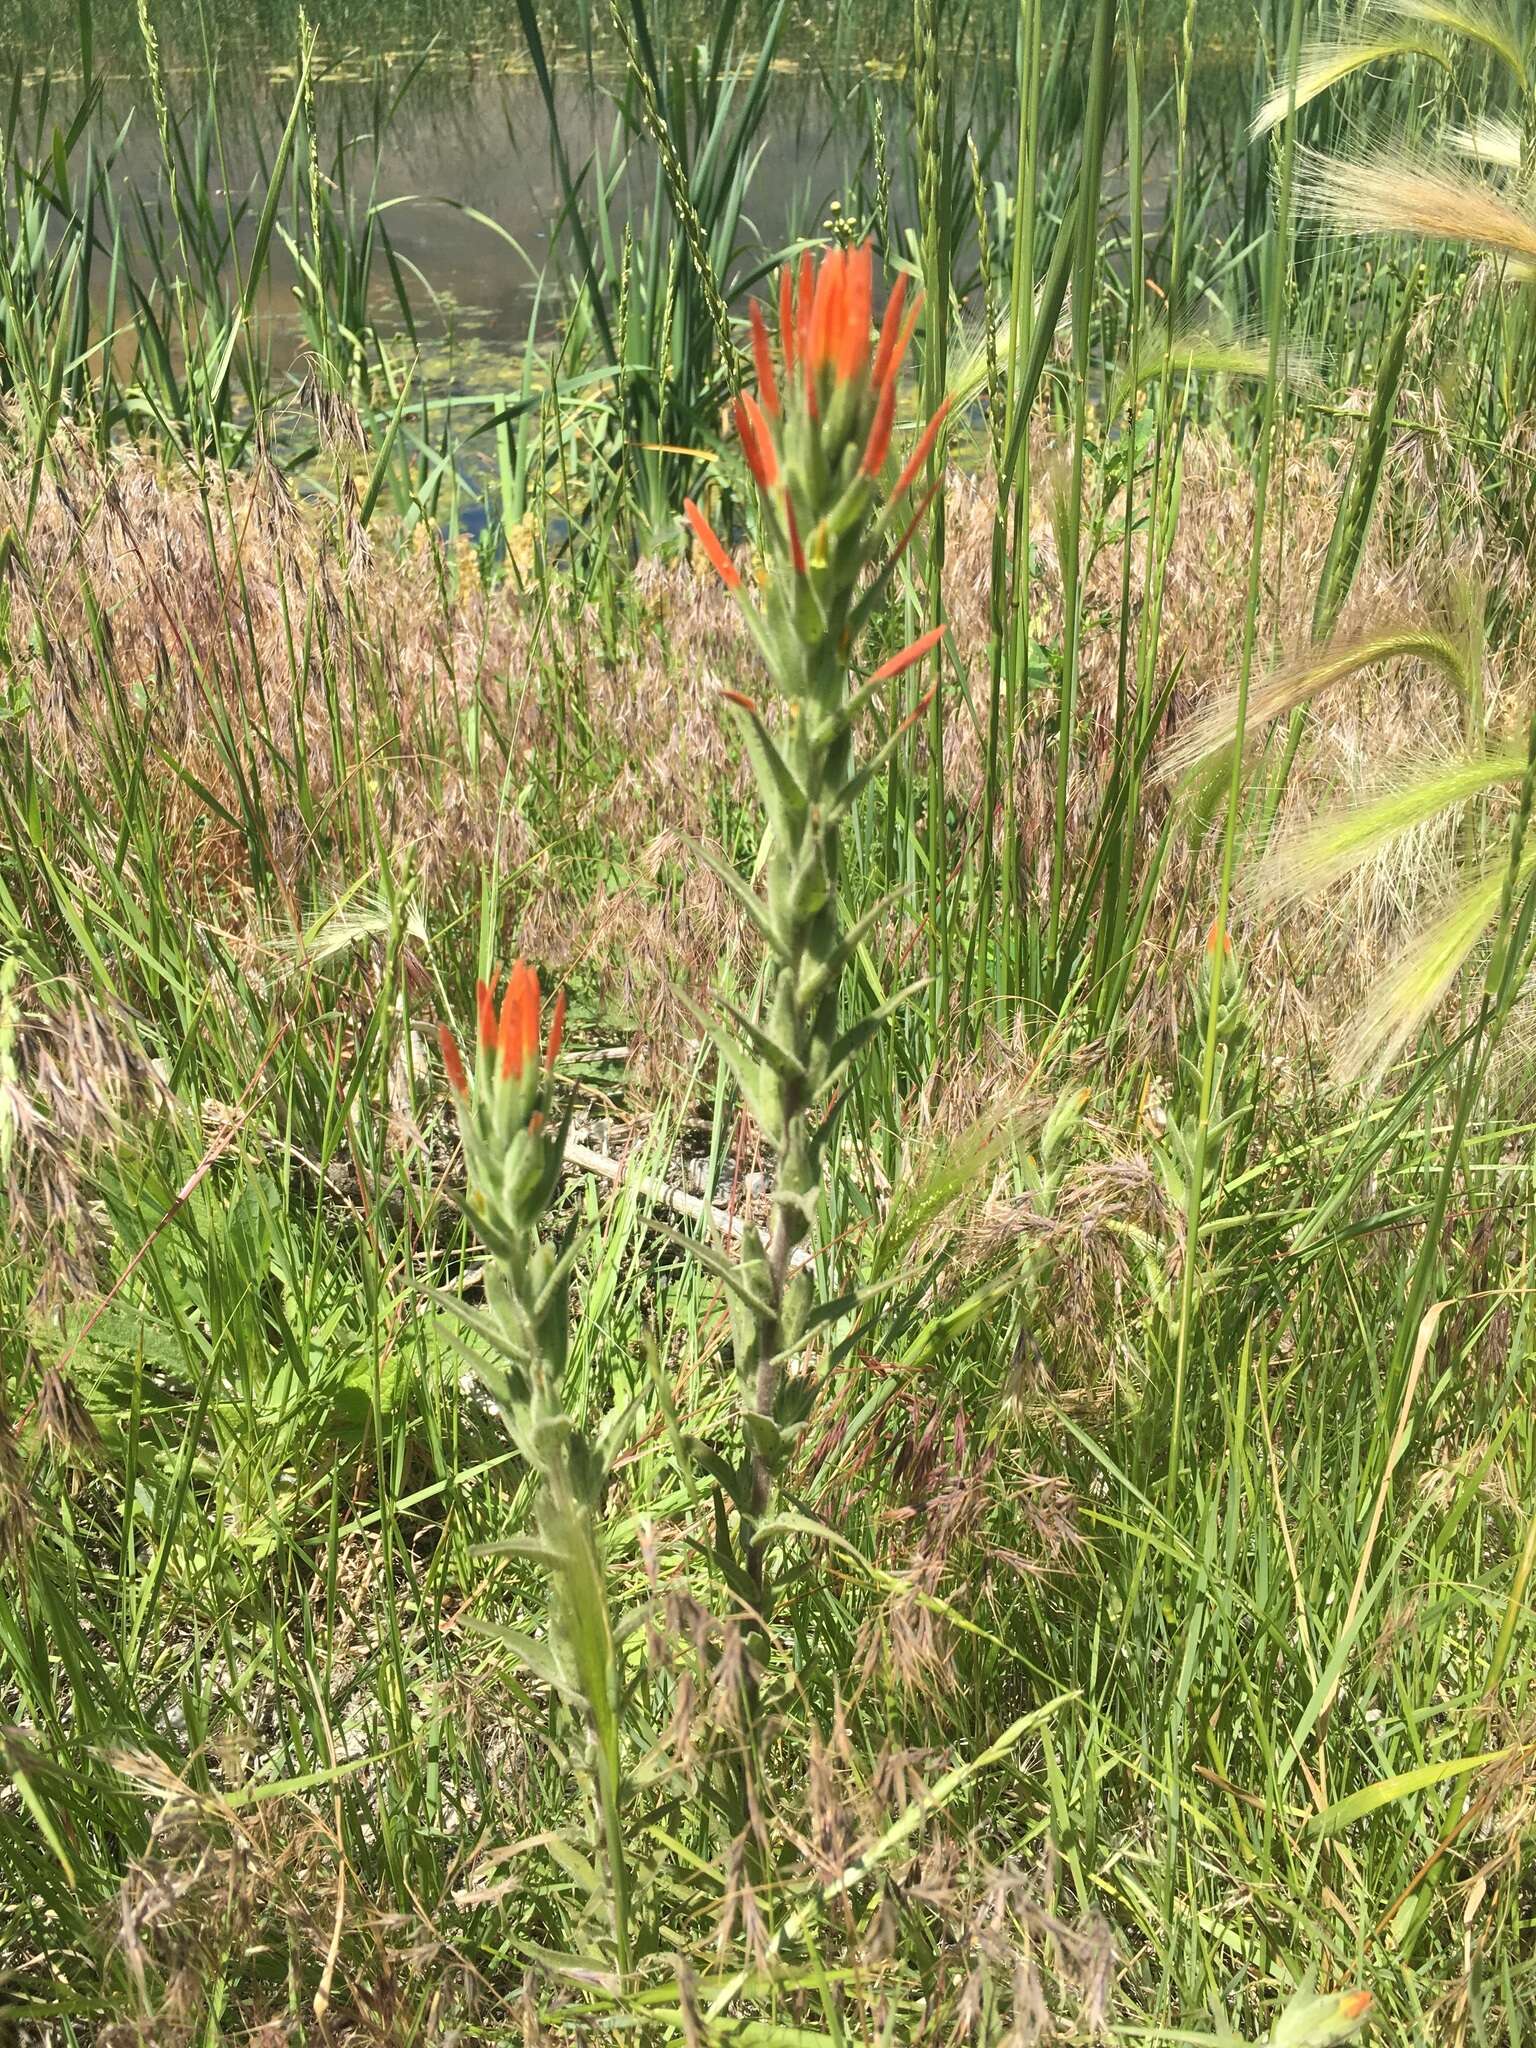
[
  {"x1": 545, "y1": 986, "x2": 566, "y2": 1072},
  {"x1": 806, "y1": 249, "x2": 831, "y2": 374},
  {"x1": 835, "y1": 241, "x2": 873, "y2": 385},
  {"x1": 476, "y1": 972, "x2": 500, "y2": 1050},
  {"x1": 683, "y1": 497, "x2": 742, "y2": 590},
  {"x1": 870, "y1": 623, "x2": 946, "y2": 684},
  {"x1": 887, "y1": 475, "x2": 941, "y2": 570},
  {"x1": 894, "y1": 684, "x2": 937, "y2": 739},
  {"x1": 736, "y1": 392, "x2": 779, "y2": 491},
  {"x1": 516, "y1": 960, "x2": 541, "y2": 1076},
  {"x1": 884, "y1": 298, "x2": 924, "y2": 396},
  {"x1": 891, "y1": 397, "x2": 951, "y2": 502},
  {"x1": 439, "y1": 1024, "x2": 469, "y2": 1097},
  {"x1": 870, "y1": 274, "x2": 911, "y2": 391},
  {"x1": 780, "y1": 260, "x2": 797, "y2": 378},
  {"x1": 861, "y1": 373, "x2": 896, "y2": 476},
  {"x1": 498, "y1": 975, "x2": 524, "y2": 1081}
]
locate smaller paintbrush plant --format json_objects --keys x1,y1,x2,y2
[
  {"x1": 437, "y1": 962, "x2": 635, "y2": 1981},
  {"x1": 682, "y1": 242, "x2": 951, "y2": 1618}
]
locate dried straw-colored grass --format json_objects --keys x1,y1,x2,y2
[
  {"x1": 2, "y1": 412, "x2": 1483, "y2": 1076},
  {"x1": 1297, "y1": 145, "x2": 1536, "y2": 264}
]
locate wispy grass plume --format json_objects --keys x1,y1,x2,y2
[
  {"x1": 1257, "y1": 747, "x2": 1524, "y2": 906},
  {"x1": 1251, "y1": 38, "x2": 1452, "y2": 141},
  {"x1": 1295, "y1": 145, "x2": 1536, "y2": 263},
  {"x1": 1335, "y1": 851, "x2": 1531, "y2": 1079},
  {"x1": 1157, "y1": 623, "x2": 1477, "y2": 786},
  {"x1": 1446, "y1": 114, "x2": 1524, "y2": 168},
  {"x1": 1381, "y1": 0, "x2": 1527, "y2": 87}
]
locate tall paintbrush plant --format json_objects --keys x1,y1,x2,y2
[
  {"x1": 437, "y1": 963, "x2": 634, "y2": 1981},
  {"x1": 682, "y1": 244, "x2": 950, "y2": 1617}
]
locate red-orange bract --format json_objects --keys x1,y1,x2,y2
[
  {"x1": 440, "y1": 958, "x2": 564, "y2": 1104},
  {"x1": 682, "y1": 241, "x2": 951, "y2": 637}
]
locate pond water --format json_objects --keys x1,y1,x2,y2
[{"x1": 56, "y1": 15, "x2": 1254, "y2": 397}]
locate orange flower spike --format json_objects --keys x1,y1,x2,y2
[
  {"x1": 498, "y1": 975, "x2": 525, "y2": 1081},
  {"x1": 545, "y1": 987, "x2": 566, "y2": 1073},
  {"x1": 683, "y1": 497, "x2": 742, "y2": 590},
  {"x1": 861, "y1": 372, "x2": 896, "y2": 476},
  {"x1": 779, "y1": 260, "x2": 797, "y2": 378},
  {"x1": 891, "y1": 398, "x2": 952, "y2": 503},
  {"x1": 835, "y1": 241, "x2": 874, "y2": 385},
  {"x1": 750, "y1": 300, "x2": 780, "y2": 417},
  {"x1": 439, "y1": 1024, "x2": 469, "y2": 1098},
  {"x1": 869, "y1": 623, "x2": 946, "y2": 684},
  {"x1": 869, "y1": 274, "x2": 911, "y2": 391}
]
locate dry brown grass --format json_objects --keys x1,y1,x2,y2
[{"x1": 3, "y1": 412, "x2": 1490, "y2": 1080}]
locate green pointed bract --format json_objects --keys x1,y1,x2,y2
[
  {"x1": 815, "y1": 980, "x2": 930, "y2": 1101},
  {"x1": 833, "y1": 720, "x2": 924, "y2": 819},
  {"x1": 789, "y1": 840, "x2": 834, "y2": 921},
  {"x1": 718, "y1": 994, "x2": 807, "y2": 1083},
  {"x1": 691, "y1": 835, "x2": 794, "y2": 960},
  {"x1": 707, "y1": 1017, "x2": 784, "y2": 1134},
  {"x1": 662, "y1": 1220, "x2": 778, "y2": 1325},
  {"x1": 774, "y1": 1182, "x2": 821, "y2": 1240},
  {"x1": 724, "y1": 698, "x2": 808, "y2": 848},
  {"x1": 780, "y1": 1266, "x2": 814, "y2": 1351},
  {"x1": 796, "y1": 893, "x2": 903, "y2": 1010},
  {"x1": 828, "y1": 665, "x2": 899, "y2": 740}
]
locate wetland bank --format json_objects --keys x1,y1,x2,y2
[{"x1": 1, "y1": 1, "x2": 1534, "y2": 2040}]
